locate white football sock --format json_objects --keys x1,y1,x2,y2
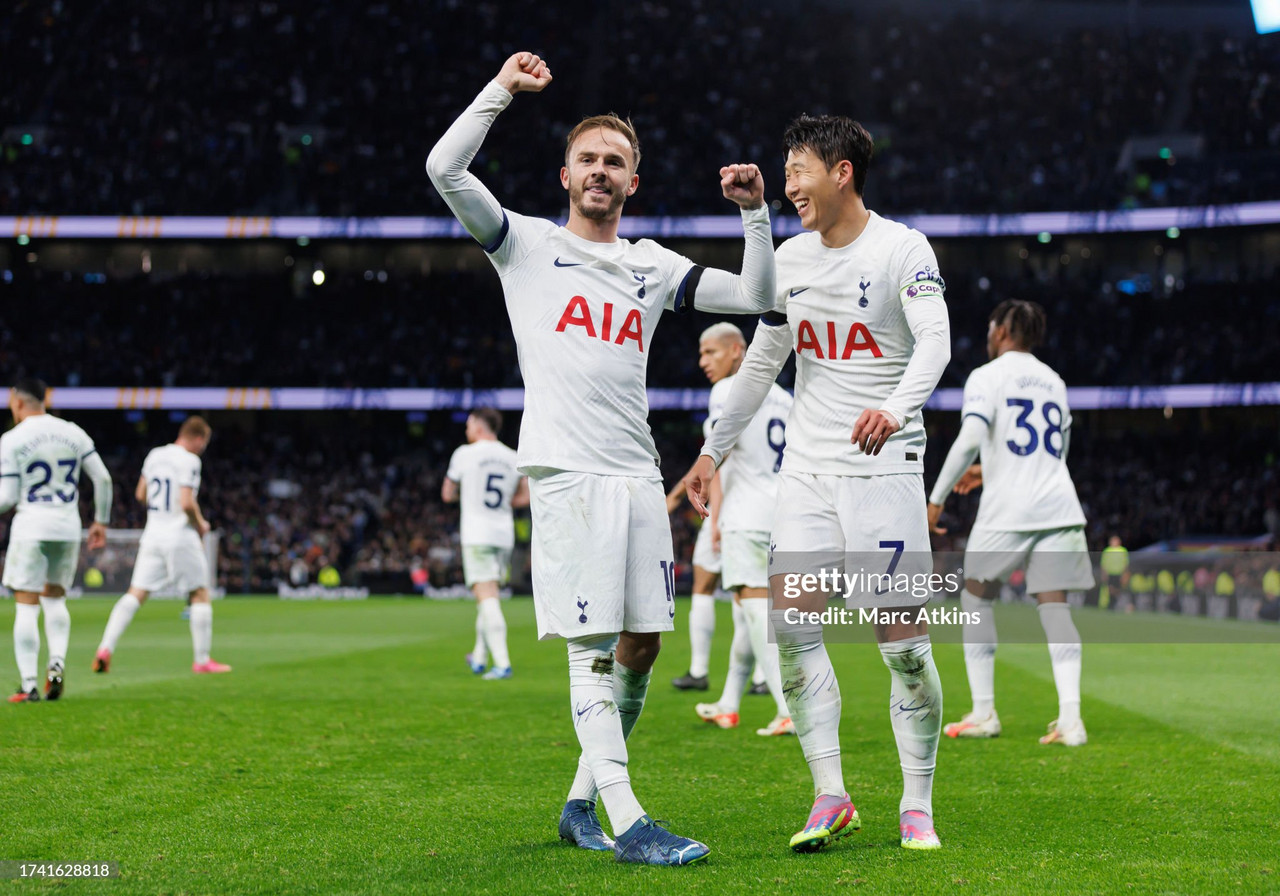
[
  {"x1": 751, "y1": 662, "x2": 766, "y2": 687},
  {"x1": 39, "y1": 596, "x2": 70, "y2": 670},
  {"x1": 715, "y1": 602, "x2": 754, "y2": 713},
  {"x1": 189, "y1": 602, "x2": 213, "y2": 664},
  {"x1": 569, "y1": 655, "x2": 651, "y2": 805},
  {"x1": 777, "y1": 621, "x2": 844, "y2": 797},
  {"x1": 961, "y1": 590, "x2": 997, "y2": 717},
  {"x1": 100, "y1": 593, "x2": 142, "y2": 653},
  {"x1": 880, "y1": 635, "x2": 943, "y2": 817},
  {"x1": 478, "y1": 598, "x2": 510, "y2": 669},
  {"x1": 565, "y1": 635, "x2": 644, "y2": 835},
  {"x1": 1038, "y1": 602, "x2": 1082, "y2": 729},
  {"x1": 14, "y1": 603, "x2": 41, "y2": 692},
  {"x1": 688, "y1": 592, "x2": 716, "y2": 678},
  {"x1": 471, "y1": 608, "x2": 487, "y2": 665},
  {"x1": 740, "y1": 599, "x2": 789, "y2": 718}
]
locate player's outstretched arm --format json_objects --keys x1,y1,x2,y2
[
  {"x1": 426, "y1": 52, "x2": 552, "y2": 250},
  {"x1": 83, "y1": 451, "x2": 113, "y2": 549},
  {"x1": 683, "y1": 164, "x2": 774, "y2": 314},
  {"x1": 664, "y1": 479, "x2": 685, "y2": 514},
  {"x1": 441, "y1": 477, "x2": 459, "y2": 504},
  {"x1": 953, "y1": 464, "x2": 983, "y2": 495},
  {"x1": 686, "y1": 323, "x2": 791, "y2": 516},
  {"x1": 926, "y1": 415, "x2": 987, "y2": 532},
  {"x1": 511, "y1": 477, "x2": 530, "y2": 509}
]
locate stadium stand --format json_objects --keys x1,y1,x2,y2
[{"x1": 2, "y1": 2, "x2": 1277, "y2": 216}]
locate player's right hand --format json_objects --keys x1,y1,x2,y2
[
  {"x1": 497, "y1": 52, "x2": 552, "y2": 95},
  {"x1": 87, "y1": 521, "x2": 108, "y2": 551},
  {"x1": 684, "y1": 455, "x2": 717, "y2": 520},
  {"x1": 954, "y1": 464, "x2": 983, "y2": 494},
  {"x1": 926, "y1": 502, "x2": 946, "y2": 535}
]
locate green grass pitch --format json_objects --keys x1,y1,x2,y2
[{"x1": 2, "y1": 597, "x2": 1278, "y2": 895}]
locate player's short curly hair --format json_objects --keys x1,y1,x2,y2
[
  {"x1": 990, "y1": 299, "x2": 1047, "y2": 350},
  {"x1": 565, "y1": 114, "x2": 641, "y2": 172},
  {"x1": 470, "y1": 407, "x2": 503, "y2": 436},
  {"x1": 783, "y1": 115, "x2": 874, "y2": 196}
]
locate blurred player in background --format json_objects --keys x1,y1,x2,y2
[
  {"x1": 686, "y1": 114, "x2": 951, "y2": 852},
  {"x1": 442, "y1": 407, "x2": 528, "y2": 681},
  {"x1": 1, "y1": 377, "x2": 112, "y2": 702},
  {"x1": 93, "y1": 416, "x2": 228, "y2": 674},
  {"x1": 666, "y1": 474, "x2": 771, "y2": 695},
  {"x1": 928, "y1": 300, "x2": 1092, "y2": 746},
  {"x1": 666, "y1": 469, "x2": 722, "y2": 691},
  {"x1": 428, "y1": 51, "x2": 775, "y2": 865},
  {"x1": 690, "y1": 322, "x2": 794, "y2": 736}
]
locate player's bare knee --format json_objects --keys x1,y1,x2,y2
[
  {"x1": 189, "y1": 588, "x2": 210, "y2": 604},
  {"x1": 617, "y1": 631, "x2": 661, "y2": 672},
  {"x1": 43, "y1": 584, "x2": 66, "y2": 598},
  {"x1": 692, "y1": 567, "x2": 719, "y2": 595},
  {"x1": 1035, "y1": 590, "x2": 1068, "y2": 605},
  {"x1": 965, "y1": 579, "x2": 1000, "y2": 600}
]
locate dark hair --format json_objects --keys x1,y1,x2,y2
[
  {"x1": 783, "y1": 114, "x2": 874, "y2": 195},
  {"x1": 470, "y1": 407, "x2": 502, "y2": 435},
  {"x1": 12, "y1": 376, "x2": 48, "y2": 405},
  {"x1": 179, "y1": 415, "x2": 212, "y2": 440},
  {"x1": 989, "y1": 299, "x2": 1047, "y2": 351}
]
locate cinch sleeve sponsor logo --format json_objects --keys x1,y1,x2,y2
[{"x1": 902, "y1": 281, "x2": 943, "y2": 300}]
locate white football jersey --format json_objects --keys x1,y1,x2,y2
[
  {"x1": 446, "y1": 439, "x2": 522, "y2": 548},
  {"x1": 140, "y1": 443, "x2": 203, "y2": 542},
  {"x1": 487, "y1": 211, "x2": 697, "y2": 480},
  {"x1": 0, "y1": 414, "x2": 97, "y2": 541},
  {"x1": 773, "y1": 212, "x2": 946, "y2": 475},
  {"x1": 709, "y1": 374, "x2": 792, "y2": 533},
  {"x1": 962, "y1": 351, "x2": 1086, "y2": 531}
]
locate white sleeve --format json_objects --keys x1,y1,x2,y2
[
  {"x1": 882, "y1": 295, "x2": 951, "y2": 428},
  {"x1": 928, "y1": 414, "x2": 987, "y2": 506},
  {"x1": 445, "y1": 447, "x2": 465, "y2": 483},
  {"x1": 682, "y1": 205, "x2": 776, "y2": 314},
  {"x1": 701, "y1": 318, "x2": 792, "y2": 467},
  {"x1": 425, "y1": 80, "x2": 513, "y2": 252},
  {"x1": 0, "y1": 435, "x2": 15, "y2": 514},
  {"x1": 82, "y1": 450, "x2": 113, "y2": 524}
]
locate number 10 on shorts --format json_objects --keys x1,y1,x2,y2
[{"x1": 659, "y1": 560, "x2": 676, "y2": 618}]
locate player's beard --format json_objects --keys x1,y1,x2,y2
[{"x1": 570, "y1": 179, "x2": 626, "y2": 221}]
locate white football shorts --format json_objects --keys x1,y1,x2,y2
[
  {"x1": 964, "y1": 525, "x2": 1095, "y2": 594},
  {"x1": 529, "y1": 471, "x2": 675, "y2": 641},
  {"x1": 769, "y1": 472, "x2": 932, "y2": 606},
  {"x1": 690, "y1": 517, "x2": 722, "y2": 574},
  {"x1": 2, "y1": 539, "x2": 80, "y2": 592},
  {"x1": 130, "y1": 532, "x2": 210, "y2": 595},
  {"x1": 721, "y1": 529, "x2": 770, "y2": 591},
  {"x1": 461, "y1": 544, "x2": 512, "y2": 587}
]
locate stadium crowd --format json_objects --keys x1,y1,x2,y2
[
  {"x1": 3, "y1": 265, "x2": 1278, "y2": 389},
  {"x1": 2, "y1": 1, "x2": 1278, "y2": 216},
  {"x1": 0, "y1": 410, "x2": 1274, "y2": 597}
]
